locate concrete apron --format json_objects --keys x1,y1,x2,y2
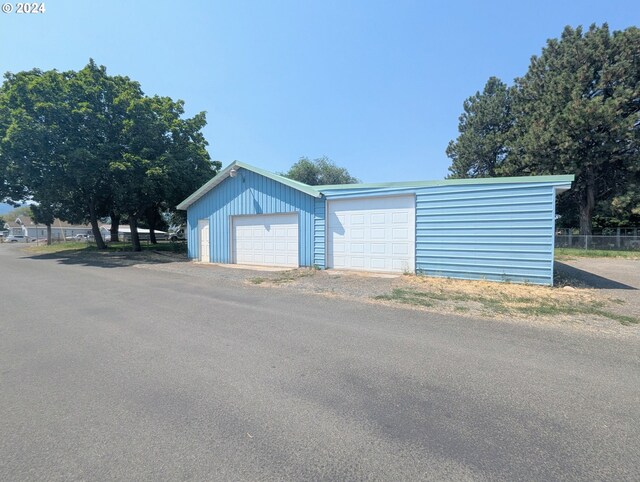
[
  {"x1": 193, "y1": 262, "x2": 400, "y2": 278},
  {"x1": 195, "y1": 262, "x2": 296, "y2": 272}
]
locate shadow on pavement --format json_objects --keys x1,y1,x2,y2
[
  {"x1": 555, "y1": 261, "x2": 637, "y2": 290},
  {"x1": 22, "y1": 249, "x2": 189, "y2": 269}
]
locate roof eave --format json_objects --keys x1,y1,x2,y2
[
  {"x1": 317, "y1": 174, "x2": 576, "y2": 192},
  {"x1": 177, "y1": 161, "x2": 322, "y2": 210},
  {"x1": 176, "y1": 162, "x2": 237, "y2": 210}
]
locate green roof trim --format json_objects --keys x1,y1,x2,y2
[
  {"x1": 233, "y1": 161, "x2": 322, "y2": 198},
  {"x1": 177, "y1": 161, "x2": 321, "y2": 210},
  {"x1": 315, "y1": 174, "x2": 575, "y2": 191},
  {"x1": 178, "y1": 163, "x2": 574, "y2": 210}
]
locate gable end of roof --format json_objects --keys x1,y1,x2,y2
[{"x1": 176, "y1": 161, "x2": 322, "y2": 210}]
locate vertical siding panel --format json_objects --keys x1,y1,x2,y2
[
  {"x1": 313, "y1": 197, "x2": 326, "y2": 268},
  {"x1": 549, "y1": 188, "x2": 557, "y2": 284}
]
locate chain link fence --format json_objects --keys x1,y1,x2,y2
[{"x1": 555, "y1": 228, "x2": 640, "y2": 251}]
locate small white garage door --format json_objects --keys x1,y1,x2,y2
[
  {"x1": 198, "y1": 219, "x2": 210, "y2": 263},
  {"x1": 327, "y1": 196, "x2": 415, "y2": 273},
  {"x1": 232, "y1": 213, "x2": 299, "y2": 267}
]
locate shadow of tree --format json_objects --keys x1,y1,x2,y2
[{"x1": 22, "y1": 249, "x2": 190, "y2": 269}]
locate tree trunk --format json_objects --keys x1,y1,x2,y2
[
  {"x1": 89, "y1": 202, "x2": 107, "y2": 249},
  {"x1": 579, "y1": 167, "x2": 596, "y2": 236},
  {"x1": 110, "y1": 211, "x2": 120, "y2": 243},
  {"x1": 145, "y1": 206, "x2": 160, "y2": 244},
  {"x1": 46, "y1": 224, "x2": 52, "y2": 245},
  {"x1": 129, "y1": 216, "x2": 142, "y2": 252}
]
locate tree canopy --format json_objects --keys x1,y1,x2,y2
[
  {"x1": 446, "y1": 77, "x2": 512, "y2": 179},
  {"x1": 446, "y1": 24, "x2": 640, "y2": 234},
  {"x1": 0, "y1": 60, "x2": 218, "y2": 249},
  {"x1": 282, "y1": 156, "x2": 359, "y2": 185}
]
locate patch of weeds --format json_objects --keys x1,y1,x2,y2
[
  {"x1": 515, "y1": 303, "x2": 567, "y2": 317},
  {"x1": 256, "y1": 269, "x2": 317, "y2": 285},
  {"x1": 276, "y1": 269, "x2": 315, "y2": 283},
  {"x1": 374, "y1": 285, "x2": 639, "y2": 326},
  {"x1": 503, "y1": 300, "x2": 639, "y2": 326},
  {"x1": 374, "y1": 289, "x2": 434, "y2": 307},
  {"x1": 510, "y1": 296, "x2": 538, "y2": 304},
  {"x1": 610, "y1": 298, "x2": 626, "y2": 305},
  {"x1": 448, "y1": 292, "x2": 478, "y2": 302},
  {"x1": 589, "y1": 310, "x2": 639, "y2": 326},
  {"x1": 478, "y1": 298, "x2": 510, "y2": 314}
]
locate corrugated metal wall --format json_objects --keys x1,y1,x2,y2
[
  {"x1": 415, "y1": 182, "x2": 558, "y2": 284},
  {"x1": 186, "y1": 168, "x2": 317, "y2": 266}
]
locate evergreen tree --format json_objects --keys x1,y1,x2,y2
[
  {"x1": 446, "y1": 77, "x2": 513, "y2": 178},
  {"x1": 507, "y1": 24, "x2": 639, "y2": 234}
]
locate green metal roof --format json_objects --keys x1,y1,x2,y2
[
  {"x1": 178, "y1": 163, "x2": 574, "y2": 210},
  {"x1": 315, "y1": 174, "x2": 575, "y2": 191}
]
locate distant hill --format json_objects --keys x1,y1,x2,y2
[{"x1": 0, "y1": 203, "x2": 15, "y2": 215}]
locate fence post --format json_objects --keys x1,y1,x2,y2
[
  {"x1": 616, "y1": 228, "x2": 621, "y2": 248},
  {"x1": 569, "y1": 231, "x2": 573, "y2": 247}
]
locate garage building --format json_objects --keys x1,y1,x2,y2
[{"x1": 177, "y1": 162, "x2": 573, "y2": 285}]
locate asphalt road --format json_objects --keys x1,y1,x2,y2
[{"x1": 1, "y1": 245, "x2": 639, "y2": 481}]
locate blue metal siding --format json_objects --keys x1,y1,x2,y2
[
  {"x1": 415, "y1": 183, "x2": 557, "y2": 285},
  {"x1": 185, "y1": 167, "x2": 568, "y2": 284},
  {"x1": 313, "y1": 198, "x2": 326, "y2": 268},
  {"x1": 186, "y1": 168, "x2": 316, "y2": 266}
]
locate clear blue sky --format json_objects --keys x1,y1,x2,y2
[{"x1": 0, "y1": 0, "x2": 637, "y2": 183}]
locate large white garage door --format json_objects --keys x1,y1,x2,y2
[
  {"x1": 327, "y1": 196, "x2": 415, "y2": 273},
  {"x1": 232, "y1": 213, "x2": 299, "y2": 267}
]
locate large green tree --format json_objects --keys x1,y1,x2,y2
[
  {"x1": 507, "y1": 24, "x2": 640, "y2": 234},
  {"x1": 0, "y1": 61, "x2": 139, "y2": 248},
  {"x1": 0, "y1": 60, "x2": 217, "y2": 250},
  {"x1": 282, "y1": 156, "x2": 359, "y2": 185},
  {"x1": 446, "y1": 77, "x2": 513, "y2": 178},
  {"x1": 111, "y1": 95, "x2": 216, "y2": 250}
]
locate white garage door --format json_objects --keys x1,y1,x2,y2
[
  {"x1": 232, "y1": 213, "x2": 299, "y2": 267},
  {"x1": 327, "y1": 196, "x2": 415, "y2": 273}
]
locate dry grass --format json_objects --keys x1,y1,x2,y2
[{"x1": 374, "y1": 275, "x2": 638, "y2": 326}]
